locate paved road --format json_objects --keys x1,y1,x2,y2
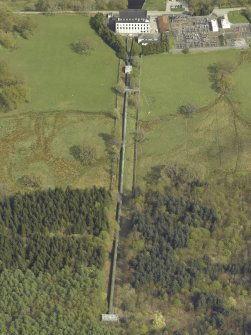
[
  {"x1": 16, "y1": 9, "x2": 173, "y2": 15},
  {"x1": 169, "y1": 44, "x2": 249, "y2": 53},
  {"x1": 15, "y1": 6, "x2": 247, "y2": 16},
  {"x1": 212, "y1": 7, "x2": 245, "y2": 16}
]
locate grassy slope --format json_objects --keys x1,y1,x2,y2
[
  {"x1": 232, "y1": 61, "x2": 251, "y2": 118},
  {"x1": 136, "y1": 50, "x2": 251, "y2": 184},
  {"x1": 140, "y1": 50, "x2": 240, "y2": 119},
  {"x1": 0, "y1": 113, "x2": 115, "y2": 193},
  {"x1": 0, "y1": 15, "x2": 119, "y2": 194},
  {"x1": 0, "y1": 15, "x2": 117, "y2": 113}
]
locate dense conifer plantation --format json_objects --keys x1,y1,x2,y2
[{"x1": 0, "y1": 187, "x2": 117, "y2": 335}]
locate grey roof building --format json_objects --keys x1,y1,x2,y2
[
  {"x1": 115, "y1": 9, "x2": 150, "y2": 34},
  {"x1": 118, "y1": 9, "x2": 148, "y2": 22},
  {"x1": 138, "y1": 33, "x2": 160, "y2": 45}
]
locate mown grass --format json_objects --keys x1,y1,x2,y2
[
  {"x1": 140, "y1": 50, "x2": 240, "y2": 120},
  {"x1": 135, "y1": 50, "x2": 251, "y2": 184},
  {"x1": 143, "y1": 0, "x2": 166, "y2": 11},
  {"x1": 171, "y1": 7, "x2": 185, "y2": 12},
  {"x1": 0, "y1": 15, "x2": 120, "y2": 193},
  {"x1": 0, "y1": 15, "x2": 118, "y2": 113},
  {"x1": 228, "y1": 10, "x2": 249, "y2": 23}
]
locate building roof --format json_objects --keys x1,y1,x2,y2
[
  {"x1": 138, "y1": 33, "x2": 160, "y2": 43},
  {"x1": 117, "y1": 9, "x2": 149, "y2": 23},
  {"x1": 210, "y1": 19, "x2": 219, "y2": 32},
  {"x1": 125, "y1": 65, "x2": 132, "y2": 73},
  {"x1": 157, "y1": 15, "x2": 169, "y2": 33},
  {"x1": 119, "y1": 9, "x2": 147, "y2": 19},
  {"x1": 221, "y1": 14, "x2": 231, "y2": 29},
  {"x1": 101, "y1": 314, "x2": 119, "y2": 322}
]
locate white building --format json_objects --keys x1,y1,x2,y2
[
  {"x1": 221, "y1": 14, "x2": 231, "y2": 29},
  {"x1": 115, "y1": 9, "x2": 150, "y2": 35},
  {"x1": 125, "y1": 65, "x2": 132, "y2": 74},
  {"x1": 101, "y1": 314, "x2": 119, "y2": 322},
  {"x1": 138, "y1": 33, "x2": 160, "y2": 45},
  {"x1": 210, "y1": 19, "x2": 219, "y2": 32}
]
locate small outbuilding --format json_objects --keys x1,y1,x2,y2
[
  {"x1": 125, "y1": 65, "x2": 133, "y2": 74},
  {"x1": 101, "y1": 314, "x2": 119, "y2": 322},
  {"x1": 137, "y1": 33, "x2": 160, "y2": 45},
  {"x1": 221, "y1": 14, "x2": 231, "y2": 29},
  {"x1": 210, "y1": 19, "x2": 219, "y2": 32},
  {"x1": 157, "y1": 15, "x2": 169, "y2": 33}
]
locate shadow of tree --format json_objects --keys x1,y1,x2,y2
[
  {"x1": 99, "y1": 133, "x2": 114, "y2": 156},
  {"x1": 99, "y1": 132, "x2": 120, "y2": 191},
  {"x1": 207, "y1": 63, "x2": 218, "y2": 92},
  {"x1": 144, "y1": 165, "x2": 165, "y2": 185}
]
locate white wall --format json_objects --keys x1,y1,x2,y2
[{"x1": 116, "y1": 22, "x2": 150, "y2": 34}]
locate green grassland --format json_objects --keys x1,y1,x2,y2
[
  {"x1": 232, "y1": 61, "x2": 251, "y2": 118},
  {"x1": 228, "y1": 10, "x2": 249, "y2": 23},
  {"x1": 143, "y1": 0, "x2": 166, "y2": 11},
  {"x1": 0, "y1": 15, "x2": 119, "y2": 194},
  {"x1": 0, "y1": 112, "x2": 115, "y2": 194},
  {"x1": 134, "y1": 50, "x2": 251, "y2": 186},
  {"x1": 0, "y1": 15, "x2": 118, "y2": 113},
  {"x1": 140, "y1": 50, "x2": 240, "y2": 119}
]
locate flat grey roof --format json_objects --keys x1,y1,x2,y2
[{"x1": 119, "y1": 9, "x2": 147, "y2": 19}]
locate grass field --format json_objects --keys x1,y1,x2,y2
[
  {"x1": 134, "y1": 50, "x2": 251, "y2": 185},
  {"x1": 228, "y1": 10, "x2": 249, "y2": 23},
  {"x1": 0, "y1": 15, "x2": 118, "y2": 113},
  {"x1": 0, "y1": 15, "x2": 119, "y2": 194},
  {"x1": 143, "y1": 0, "x2": 166, "y2": 11},
  {"x1": 232, "y1": 61, "x2": 251, "y2": 119},
  {"x1": 140, "y1": 50, "x2": 240, "y2": 120},
  {"x1": 0, "y1": 112, "x2": 116, "y2": 194}
]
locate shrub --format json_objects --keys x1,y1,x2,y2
[
  {"x1": 71, "y1": 38, "x2": 93, "y2": 55},
  {"x1": 70, "y1": 144, "x2": 96, "y2": 165}
]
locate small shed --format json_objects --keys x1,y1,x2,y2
[
  {"x1": 210, "y1": 19, "x2": 219, "y2": 32},
  {"x1": 157, "y1": 15, "x2": 169, "y2": 33},
  {"x1": 138, "y1": 33, "x2": 160, "y2": 45},
  {"x1": 101, "y1": 314, "x2": 119, "y2": 322},
  {"x1": 125, "y1": 65, "x2": 132, "y2": 74},
  {"x1": 221, "y1": 14, "x2": 231, "y2": 29}
]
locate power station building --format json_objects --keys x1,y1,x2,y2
[{"x1": 115, "y1": 9, "x2": 150, "y2": 35}]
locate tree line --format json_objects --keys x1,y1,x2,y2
[
  {"x1": 0, "y1": 6, "x2": 35, "y2": 112},
  {"x1": 90, "y1": 13, "x2": 128, "y2": 60}
]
